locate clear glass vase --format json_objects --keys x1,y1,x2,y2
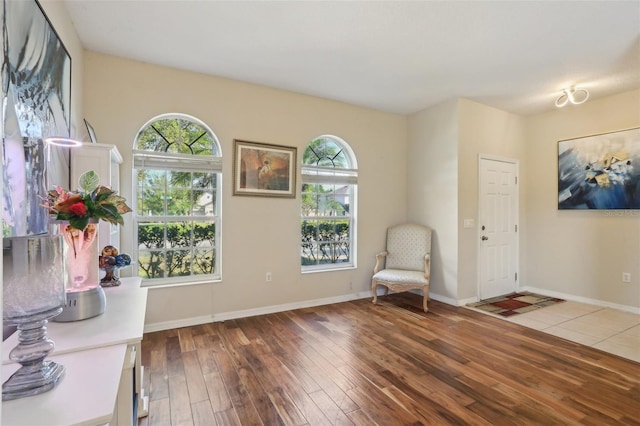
[{"x1": 2, "y1": 234, "x2": 66, "y2": 400}]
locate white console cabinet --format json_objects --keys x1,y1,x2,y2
[
  {"x1": 2, "y1": 278, "x2": 148, "y2": 425},
  {"x1": 70, "y1": 142, "x2": 123, "y2": 252}
]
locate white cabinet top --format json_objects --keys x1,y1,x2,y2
[
  {"x1": 1, "y1": 344, "x2": 127, "y2": 426},
  {"x1": 2, "y1": 278, "x2": 146, "y2": 363},
  {"x1": 75, "y1": 142, "x2": 123, "y2": 164}
]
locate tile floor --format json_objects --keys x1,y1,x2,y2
[{"x1": 471, "y1": 300, "x2": 640, "y2": 363}]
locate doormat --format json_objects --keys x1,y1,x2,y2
[{"x1": 467, "y1": 292, "x2": 565, "y2": 317}]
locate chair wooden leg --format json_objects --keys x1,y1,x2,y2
[
  {"x1": 423, "y1": 286, "x2": 429, "y2": 312},
  {"x1": 371, "y1": 280, "x2": 378, "y2": 305}
]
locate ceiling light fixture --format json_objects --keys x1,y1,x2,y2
[{"x1": 555, "y1": 86, "x2": 589, "y2": 108}]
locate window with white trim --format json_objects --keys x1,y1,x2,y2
[
  {"x1": 133, "y1": 114, "x2": 222, "y2": 285},
  {"x1": 301, "y1": 135, "x2": 357, "y2": 271}
]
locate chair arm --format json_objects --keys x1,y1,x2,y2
[
  {"x1": 374, "y1": 251, "x2": 388, "y2": 274},
  {"x1": 423, "y1": 254, "x2": 431, "y2": 281}
]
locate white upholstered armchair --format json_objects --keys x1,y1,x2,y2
[{"x1": 371, "y1": 224, "x2": 432, "y2": 312}]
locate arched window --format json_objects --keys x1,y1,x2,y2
[
  {"x1": 132, "y1": 113, "x2": 222, "y2": 285},
  {"x1": 301, "y1": 135, "x2": 357, "y2": 271}
]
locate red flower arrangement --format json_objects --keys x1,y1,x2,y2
[{"x1": 43, "y1": 170, "x2": 132, "y2": 231}]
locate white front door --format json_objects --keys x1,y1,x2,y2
[{"x1": 478, "y1": 157, "x2": 519, "y2": 300}]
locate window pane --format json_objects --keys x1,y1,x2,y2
[
  {"x1": 301, "y1": 220, "x2": 318, "y2": 265},
  {"x1": 301, "y1": 183, "x2": 350, "y2": 217},
  {"x1": 301, "y1": 184, "x2": 319, "y2": 216},
  {"x1": 138, "y1": 169, "x2": 166, "y2": 187},
  {"x1": 166, "y1": 222, "x2": 193, "y2": 248},
  {"x1": 166, "y1": 249, "x2": 191, "y2": 277},
  {"x1": 138, "y1": 249, "x2": 165, "y2": 279},
  {"x1": 138, "y1": 222, "x2": 166, "y2": 249},
  {"x1": 318, "y1": 221, "x2": 350, "y2": 263},
  {"x1": 193, "y1": 190, "x2": 215, "y2": 215},
  {"x1": 301, "y1": 243, "x2": 320, "y2": 266},
  {"x1": 318, "y1": 184, "x2": 348, "y2": 217},
  {"x1": 137, "y1": 170, "x2": 166, "y2": 216},
  {"x1": 193, "y1": 222, "x2": 215, "y2": 247},
  {"x1": 193, "y1": 172, "x2": 214, "y2": 189},
  {"x1": 303, "y1": 138, "x2": 349, "y2": 168},
  {"x1": 166, "y1": 189, "x2": 192, "y2": 215},
  {"x1": 136, "y1": 118, "x2": 216, "y2": 155},
  {"x1": 193, "y1": 248, "x2": 215, "y2": 275},
  {"x1": 168, "y1": 171, "x2": 191, "y2": 188}
]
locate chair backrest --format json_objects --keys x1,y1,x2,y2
[{"x1": 385, "y1": 224, "x2": 432, "y2": 271}]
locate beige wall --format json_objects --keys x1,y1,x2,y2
[
  {"x1": 407, "y1": 100, "x2": 459, "y2": 300},
  {"x1": 408, "y1": 99, "x2": 527, "y2": 303},
  {"x1": 524, "y1": 89, "x2": 640, "y2": 308},
  {"x1": 82, "y1": 52, "x2": 408, "y2": 326},
  {"x1": 408, "y1": 93, "x2": 638, "y2": 310},
  {"x1": 458, "y1": 99, "x2": 527, "y2": 300}
]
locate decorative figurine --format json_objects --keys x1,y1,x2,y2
[{"x1": 99, "y1": 246, "x2": 131, "y2": 287}]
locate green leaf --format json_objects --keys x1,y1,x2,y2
[
  {"x1": 78, "y1": 171, "x2": 100, "y2": 193},
  {"x1": 70, "y1": 216, "x2": 89, "y2": 231}
]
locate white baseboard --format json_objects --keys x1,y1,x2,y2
[
  {"x1": 143, "y1": 291, "x2": 371, "y2": 333},
  {"x1": 426, "y1": 292, "x2": 477, "y2": 307},
  {"x1": 456, "y1": 296, "x2": 480, "y2": 306},
  {"x1": 520, "y1": 285, "x2": 640, "y2": 314},
  {"x1": 144, "y1": 314, "x2": 214, "y2": 333},
  {"x1": 427, "y1": 292, "x2": 458, "y2": 306},
  {"x1": 146, "y1": 286, "x2": 638, "y2": 334}
]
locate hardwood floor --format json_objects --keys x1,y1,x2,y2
[{"x1": 138, "y1": 293, "x2": 640, "y2": 425}]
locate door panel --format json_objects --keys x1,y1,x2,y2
[{"x1": 479, "y1": 158, "x2": 518, "y2": 300}]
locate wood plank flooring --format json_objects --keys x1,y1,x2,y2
[{"x1": 138, "y1": 293, "x2": 640, "y2": 425}]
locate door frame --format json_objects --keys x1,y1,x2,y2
[{"x1": 477, "y1": 154, "x2": 520, "y2": 301}]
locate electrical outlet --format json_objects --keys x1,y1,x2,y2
[
  {"x1": 266, "y1": 272, "x2": 272, "y2": 282},
  {"x1": 622, "y1": 272, "x2": 631, "y2": 283}
]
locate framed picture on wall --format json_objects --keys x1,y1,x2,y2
[
  {"x1": 84, "y1": 119, "x2": 98, "y2": 143},
  {"x1": 233, "y1": 139, "x2": 297, "y2": 198},
  {"x1": 558, "y1": 127, "x2": 640, "y2": 209},
  {"x1": 5, "y1": 0, "x2": 72, "y2": 138}
]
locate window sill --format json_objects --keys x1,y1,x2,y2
[
  {"x1": 301, "y1": 265, "x2": 356, "y2": 274},
  {"x1": 141, "y1": 277, "x2": 221, "y2": 289}
]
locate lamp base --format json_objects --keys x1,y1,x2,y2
[
  {"x1": 53, "y1": 286, "x2": 106, "y2": 322},
  {"x1": 2, "y1": 360, "x2": 65, "y2": 401},
  {"x1": 2, "y1": 310, "x2": 65, "y2": 401}
]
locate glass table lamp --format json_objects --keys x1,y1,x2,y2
[
  {"x1": 2, "y1": 234, "x2": 66, "y2": 400},
  {"x1": 53, "y1": 221, "x2": 106, "y2": 322}
]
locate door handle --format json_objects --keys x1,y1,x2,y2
[{"x1": 481, "y1": 236, "x2": 488, "y2": 241}]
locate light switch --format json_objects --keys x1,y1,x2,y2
[{"x1": 463, "y1": 219, "x2": 475, "y2": 228}]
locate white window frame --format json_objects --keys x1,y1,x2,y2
[
  {"x1": 301, "y1": 135, "x2": 358, "y2": 273},
  {"x1": 132, "y1": 113, "x2": 222, "y2": 287}
]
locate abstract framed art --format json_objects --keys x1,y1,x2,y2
[
  {"x1": 558, "y1": 127, "x2": 640, "y2": 210},
  {"x1": 2, "y1": 0, "x2": 72, "y2": 234},
  {"x1": 233, "y1": 139, "x2": 297, "y2": 198},
  {"x1": 4, "y1": 0, "x2": 71, "y2": 139}
]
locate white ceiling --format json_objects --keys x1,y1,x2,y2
[{"x1": 62, "y1": 0, "x2": 640, "y2": 116}]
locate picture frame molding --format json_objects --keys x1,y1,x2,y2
[
  {"x1": 232, "y1": 139, "x2": 297, "y2": 198},
  {"x1": 84, "y1": 118, "x2": 98, "y2": 143},
  {"x1": 558, "y1": 127, "x2": 640, "y2": 210}
]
